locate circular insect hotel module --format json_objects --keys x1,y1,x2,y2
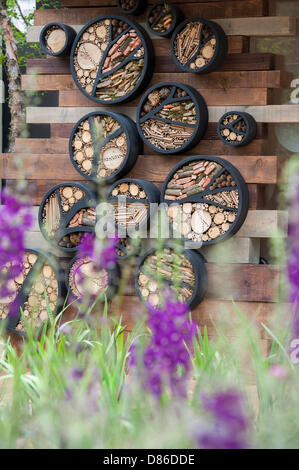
[
  {"x1": 171, "y1": 17, "x2": 227, "y2": 73},
  {"x1": 38, "y1": 183, "x2": 96, "y2": 252},
  {"x1": 108, "y1": 178, "x2": 160, "y2": 231},
  {"x1": 69, "y1": 111, "x2": 141, "y2": 182},
  {"x1": 146, "y1": 2, "x2": 183, "y2": 38},
  {"x1": 117, "y1": 0, "x2": 148, "y2": 15},
  {"x1": 137, "y1": 82, "x2": 208, "y2": 154},
  {"x1": 135, "y1": 245, "x2": 207, "y2": 309},
  {"x1": 66, "y1": 255, "x2": 120, "y2": 300},
  {"x1": 40, "y1": 22, "x2": 76, "y2": 57},
  {"x1": 217, "y1": 111, "x2": 257, "y2": 147},
  {"x1": 70, "y1": 15, "x2": 154, "y2": 104},
  {"x1": 0, "y1": 250, "x2": 65, "y2": 335},
  {"x1": 161, "y1": 156, "x2": 249, "y2": 245}
]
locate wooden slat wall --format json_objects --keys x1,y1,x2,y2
[{"x1": 0, "y1": 0, "x2": 293, "y2": 346}]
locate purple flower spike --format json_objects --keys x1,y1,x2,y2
[
  {"x1": 78, "y1": 233, "x2": 119, "y2": 270},
  {"x1": 131, "y1": 294, "x2": 196, "y2": 399},
  {"x1": 71, "y1": 368, "x2": 85, "y2": 381},
  {"x1": 196, "y1": 389, "x2": 250, "y2": 449},
  {"x1": 99, "y1": 235, "x2": 119, "y2": 270},
  {"x1": 287, "y1": 177, "x2": 299, "y2": 343},
  {"x1": 0, "y1": 191, "x2": 33, "y2": 317},
  {"x1": 79, "y1": 233, "x2": 95, "y2": 259}
]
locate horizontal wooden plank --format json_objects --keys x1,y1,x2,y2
[
  {"x1": 15, "y1": 137, "x2": 270, "y2": 158},
  {"x1": 5, "y1": 180, "x2": 262, "y2": 210},
  {"x1": 121, "y1": 263, "x2": 280, "y2": 302},
  {"x1": 48, "y1": 122, "x2": 268, "y2": 140},
  {"x1": 26, "y1": 105, "x2": 137, "y2": 122},
  {"x1": 61, "y1": 0, "x2": 256, "y2": 5},
  {"x1": 207, "y1": 263, "x2": 280, "y2": 302},
  {"x1": 22, "y1": 71, "x2": 289, "y2": 92},
  {"x1": 27, "y1": 18, "x2": 296, "y2": 41},
  {"x1": 238, "y1": 210, "x2": 287, "y2": 238},
  {"x1": 27, "y1": 26, "x2": 246, "y2": 49},
  {"x1": 109, "y1": 297, "x2": 283, "y2": 340},
  {"x1": 128, "y1": 154, "x2": 283, "y2": 186},
  {"x1": 59, "y1": 88, "x2": 272, "y2": 107},
  {"x1": 26, "y1": 105, "x2": 299, "y2": 124},
  {"x1": 16, "y1": 123, "x2": 266, "y2": 152},
  {"x1": 0, "y1": 153, "x2": 282, "y2": 184},
  {"x1": 201, "y1": 238, "x2": 260, "y2": 264},
  {"x1": 26, "y1": 53, "x2": 277, "y2": 75},
  {"x1": 15, "y1": 122, "x2": 267, "y2": 154},
  {"x1": 26, "y1": 204, "x2": 286, "y2": 239},
  {"x1": 35, "y1": 1, "x2": 267, "y2": 24},
  {"x1": 24, "y1": 230, "x2": 259, "y2": 264}
]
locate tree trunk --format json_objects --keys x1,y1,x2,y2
[{"x1": 0, "y1": 0, "x2": 25, "y2": 152}]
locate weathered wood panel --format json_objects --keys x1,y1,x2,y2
[
  {"x1": 26, "y1": 53, "x2": 278, "y2": 75},
  {"x1": 25, "y1": 204, "x2": 286, "y2": 238},
  {"x1": 25, "y1": 105, "x2": 299, "y2": 123},
  {"x1": 28, "y1": 17, "x2": 295, "y2": 40},
  {"x1": 17, "y1": 106, "x2": 289, "y2": 131},
  {"x1": 49, "y1": 122, "x2": 268, "y2": 140},
  {"x1": 34, "y1": 1, "x2": 267, "y2": 24},
  {"x1": 5, "y1": 179, "x2": 263, "y2": 210},
  {"x1": 14, "y1": 137, "x2": 271, "y2": 158},
  {"x1": 121, "y1": 263, "x2": 281, "y2": 302},
  {"x1": 106, "y1": 297, "x2": 287, "y2": 338},
  {"x1": 22, "y1": 71, "x2": 290, "y2": 91},
  {"x1": 0, "y1": 153, "x2": 282, "y2": 184},
  {"x1": 59, "y1": 88, "x2": 273, "y2": 107},
  {"x1": 24, "y1": 230, "x2": 260, "y2": 264}
]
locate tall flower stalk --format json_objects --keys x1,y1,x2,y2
[
  {"x1": 131, "y1": 295, "x2": 196, "y2": 399},
  {"x1": 0, "y1": 191, "x2": 33, "y2": 315},
  {"x1": 287, "y1": 177, "x2": 299, "y2": 340},
  {"x1": 196, "y1": 389, "x2": 250, "y2": 449}
]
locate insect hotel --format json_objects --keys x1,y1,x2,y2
[{"x1": 0, "y1": 0, "x2": 293, "y2": 361}]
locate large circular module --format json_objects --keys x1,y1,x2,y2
[
  {"x1": 69, "y1": 111, "x2": 141, "y2": 183},
  {"x1": 135, "y1": 244, "x2": 207, "y2": 309},
  {"x1": 38, "y1": 182, "x2": 96, "y2": 252},
  {"x1": 136, "y1": 82, "x2": 208, "y2": 154},
  {"x1": 161, "y1": 156, "x2": 249, "y2": 246},
  {"x1": 70, "y1": 15, "x2": 154, "y2": 104},
  {"x1": 66, "y1": 255, "x2": 120, "y2": 301},
  {"x1": 0, "y1": 250, "x2": 65, "y2": 335}
]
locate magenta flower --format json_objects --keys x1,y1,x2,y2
[
  {"x1": 78, "y1": 233, "x2": 119, "y2": 270},
  {"x1": 196, "y1": 389, "x2": 249, "y2": 449},
  {"x1": 100, "y1": 235, "x2": 119, "y2": 269},
  {"x1": 0, "y1": 191, "x2": 33, "y2": 316},
  {"x1": 65, "y1": 366, "x2": 100, "y2": 412},
  {"x1": 269, "y1": 364, "x2": 288, "y2": 380},
  {"x1": 131, "y1": 295, "x2": 196, "y2": 398},
  {"x1": 287, "y1": 179, "x2": 299, "y2": 340},
  {"x1": 78, "y1": 232, "x2": 95, "y2": 259}
]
